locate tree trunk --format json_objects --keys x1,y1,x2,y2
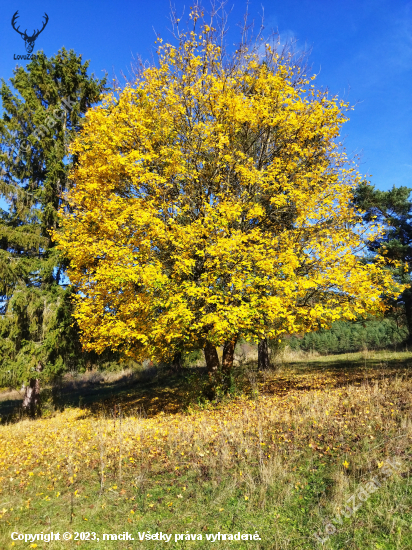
[
  {"x1": 222, "y1": 335, "x2": 238, "y2": 390},
  {"x1": 171, "y1": 351, "x2": 183, "y2": 372},
  {"x1": 204, "y1": 341, "x2": 220, "y2": 376},
  {"x1": 258, "y1": 338, "x2": 271, "y2": 370},
  {"x1": 203, "y1": 341, "x2": 220, "y2": 399},
  {"x1": 403, "y1": 289, "x2": 412, "y2": 346},
  {"x1": 22, "y1": 363, "x2": 43, "y2": 417}
]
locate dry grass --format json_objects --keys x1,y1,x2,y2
[
  {"x1": 0, "y1": 350, "x2": 411, "y2": 548},
  {"x1": 0, "y1": 388, "x2": 22, "y2": 403}
]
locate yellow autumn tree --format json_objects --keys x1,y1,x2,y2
[{"x1": 54, "y1": 8, "x2": 401, "y2": 385}]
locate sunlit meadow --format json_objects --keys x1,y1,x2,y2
[{"x1": 0, "y1": 349, "x2": 411, "y2": 549}]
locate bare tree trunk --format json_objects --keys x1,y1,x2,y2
[
  {"x1": 222, "y1": 335, "x2": 238, "y2": 390},
  {"x1": 403, "y1": 289, "x2": 412, "y2": 346},
  {"x1": 203, "y1": 341, "x2": 220, "y2": 399},
  {"x1": 22, "y1": 363, "x2": 42, "y2": 417},
  {"x1": 258, "y1": 338, "x2": 271, "y2": 370},
  {"x1": 171, "y1": 351, "x2": 183, "y2": 372},
  {"x1": 204, "y1": 341, "x2": 220, "y2": 375}
]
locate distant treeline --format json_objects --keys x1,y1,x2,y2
[{"x1": 288, "y1": 319, "x2": 408, "y2": 355}]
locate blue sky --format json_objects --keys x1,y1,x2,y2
[{"x1": 0, "y1": 0, "x2": 411, "y2": 192}]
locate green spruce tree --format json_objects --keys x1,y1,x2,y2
[
  {"x1": 353, "y1": 182, "x2": 412, "y2": 342},
  {"x1": 0, "y1": 49, "x2": 108, "y2": 415}
]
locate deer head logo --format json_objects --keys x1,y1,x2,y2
[{"x1": 11, "y1": 11, "x2": 49, "y2": 54}]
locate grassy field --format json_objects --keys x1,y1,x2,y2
[{"x1": 0, "y1": 349, "x2": 411, "y2": 549}]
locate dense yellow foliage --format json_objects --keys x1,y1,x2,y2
[{"x1": 55, "y1": 16, "x2": 400, "y2": 363}]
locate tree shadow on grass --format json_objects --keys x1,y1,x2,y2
[
  {"x1": 82, "y1": 355, "x2": 412, "y2": 419},
  {"x1": 0, "y1": 366, "x2": 205, "y2": 423},
  {"x1": 261, "y1": 353, "x2": 412, "y2": 396},
  {"x1": 1, "y1": 353, "x2": 411, "y2": 423}
]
